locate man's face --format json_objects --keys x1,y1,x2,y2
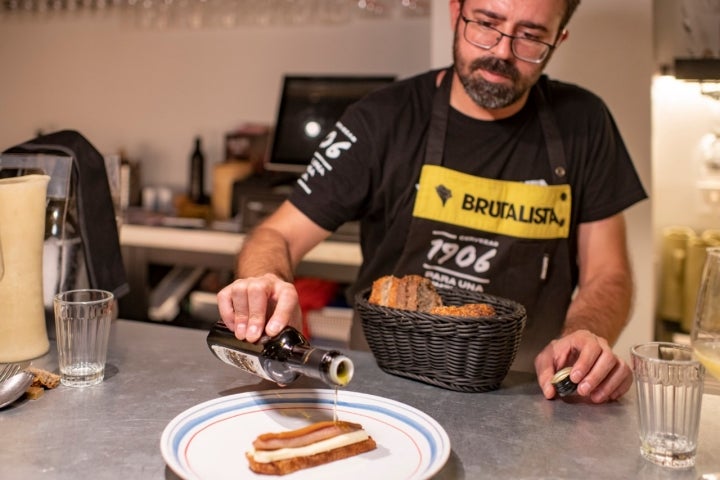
[{"x1": 451, "y1": 0, "x2": 565, "y2": 110}]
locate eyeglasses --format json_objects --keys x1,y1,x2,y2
[{"x1": 460, "y1": 15, "x2": 557, "y2": 64}]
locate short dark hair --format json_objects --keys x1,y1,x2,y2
[
  {"x1": 458, "y1": 0, "x2": 581, "y2": 33},
  {"x1": 560, "y1": 0, "x2": 581, "y2": 31}
]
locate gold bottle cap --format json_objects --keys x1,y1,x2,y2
[{"x1": 551, "y1": 366, "x2": 577, "y2": 397}]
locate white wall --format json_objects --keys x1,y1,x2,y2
[
  {"x1": 652, "y1": 78, "x2": 720, "y2": 234},
  {"x1": 430, "y1": 0, "x2": 655, "y2": 360},
  {"x1": 0, "y1": 13, "x2": 430, "y2": 192}
]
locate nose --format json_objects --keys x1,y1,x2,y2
[{"x1": 490, "y1": 33, "x2": 514, "y2": 60}]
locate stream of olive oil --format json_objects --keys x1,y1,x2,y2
[{"x1": 334, "y1": 386, "x2": 338, "y2": 423}]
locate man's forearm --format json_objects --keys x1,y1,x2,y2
[
  {"x1": 235, "y1": 227, "x2": 295, "y2": 282},
  {"x1": 561, "y1": 272, "x2": 633, "y2": 346}
]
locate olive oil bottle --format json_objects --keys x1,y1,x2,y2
[
  {"x1": 206, "y1": 322, "x2": 354, "y2": 387},
  {"x1": 188, "y1": 136, "x2": 206, "y2": 204}
]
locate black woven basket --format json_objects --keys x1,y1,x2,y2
[{"x1": 355, "y1": 287, "x2": 526, "y2": 393}]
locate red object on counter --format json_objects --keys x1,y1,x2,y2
[{"x1": 294, "y1": 277, "x2": 339, "y2": 338}]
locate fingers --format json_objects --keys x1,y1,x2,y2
[
  {"x1": 216, "y1": 274, "x2": 299, "y2": 343},
  {"x1": 245, "y1": 279, "x2": 272, "y2": 342},
  {"x1": 571, "y1": 334, "x2": 614, "y2": 396},
  {"x1": 592, "y1": 358, "x2": 633, "y2": 403},
  {"x1": 266, "y1": 287, "x2": 302, "y2": 336},
  {"x1": 534, "y1": 330, "x2": 634, "y2": 404},
  {"x1": 217, "y1": 284, "x2": 236, "y2": 330},
  {"x1": 535, "y1": 338, "x2": 576, "y2": 399},
  {"x1": 534, "y1": 342, "x2": 560, "y2": 399}
]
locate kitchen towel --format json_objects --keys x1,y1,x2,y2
[{"x1": 4, "y1": 130, "x2": 129, "y2": 299}]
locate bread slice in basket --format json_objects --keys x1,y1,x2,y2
[
  {"x1": 368, "y1": 274, "x2": 442, "y2": 311},
  {"x1": 368, "y1": 274, "x2": 495, "y2": 317}
]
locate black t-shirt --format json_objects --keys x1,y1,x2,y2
[{"x1": 289, "y1": 68, "x2": 647, "y2": 300}]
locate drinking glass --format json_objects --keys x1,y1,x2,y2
[
  {"x1": 54, "y1": 289, "x2": 114, "y2": 387},
  {"x1": 691, "y1": 246, "x2": 720, "y2": 380},
  {"x1": 631, "y1": 342, "x2": 704, "y2": 469}
]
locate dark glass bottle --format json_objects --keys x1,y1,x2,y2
[
  {"x1": 206, "y1": 322, "x2": 354, "y2": 387},
  {"x1": 188, "y1": 136, "x2": 206, "y2": 204}
]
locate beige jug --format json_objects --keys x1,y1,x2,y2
[
  {"x1": 0, "y1": 174, "x2": 51, "y2": 362},
  {"x1": 658, "y1": 226, "x2": 696, "y2": 324},
  {"x1": 682, "y1": 231, "x2": 720, "y2": 333}
]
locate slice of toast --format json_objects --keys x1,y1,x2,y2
[
  {"x1": 429, "y1": 303, "x2": 496, "y2": 317},
  {"x1": 247, "y1": 437, "x2": 377, "y2": 475},
  {"x1": 368, "y1": 275, "x2": 442, "y2": 312},
  {"x1": 247, "y1": 420, "x2": 377, "y2": 475}
]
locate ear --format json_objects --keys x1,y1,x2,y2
[
  {"x1": 556, "y1": 29, "x2": 569, "y2": 46},
  {"x1": 449, "y1": 0, "x2": 462, "y2": 27}
]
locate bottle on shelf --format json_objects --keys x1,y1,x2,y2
[
  {"x1": 188, "y1": 136, "x2": 206, "y2": 204},
  {"x1": 206, "y1": 321, "x2": 354, "y2": 387}
]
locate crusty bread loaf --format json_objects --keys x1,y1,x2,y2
[
  {"x1": 368, "y1": 274, "x2": 495, "y2": 317},
  {"x1": 247, "y1": 437, "x2": 377, "y2": 475},
  {"x1": 368, "y1": 274, "x2": 442, "y2": 312},
  {"x1": 429, "y1": 303, "x2": 496, "y2": 317}
]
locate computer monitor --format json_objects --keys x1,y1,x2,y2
[{"x1": 265, "y1": 74, "x2": 395, "y2": 173}]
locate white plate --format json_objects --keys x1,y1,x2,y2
[{"x1": 161, "y1": 389, "x2": 451, "y2": 480}]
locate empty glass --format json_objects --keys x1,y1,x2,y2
[
  {"x1": 54, "y1": 289, "x2": 115, "y2": 387},
  {"x1": 631, "y1": 342, "x2": 705, "y2": 469}
]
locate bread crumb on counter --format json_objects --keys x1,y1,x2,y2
[{"x1": 27, "y1": 366, "x2": 61, "y2": 390}]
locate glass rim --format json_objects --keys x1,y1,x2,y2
[
  {"x1": 630, "y1": 341, "x2": 699, "y2": 365},
  {"x1": 54, "y1": 289, "x2": 114, "y2": 305}
]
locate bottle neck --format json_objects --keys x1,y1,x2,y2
[
  {"x1": 206, "y1": 323, "x2": 354, "y2": 387},
  {"x1": 286, "y1": 346, "x2": 354, "y2": 387}
]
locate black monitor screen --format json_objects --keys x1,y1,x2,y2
[{"x1": 266, "y1": 75, "x2": 395, "y2": 172}]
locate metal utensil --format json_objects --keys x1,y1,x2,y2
[
  {"x1": 0, "y1": 371, "x2": 34, "y2": 409},
  {"x1": 0, "y1": 362, "x2": 31, "y2": 384}
]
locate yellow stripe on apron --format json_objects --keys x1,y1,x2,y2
[{"x1": 413, "y1": 165, "x2": 571, "y2": 239}]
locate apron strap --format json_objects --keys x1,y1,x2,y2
[
  {"x1": 423, "y1": 68, "x2": 453, "y2": 166},
  {"x1": 533, "y1": 85, "x2": 568, "y2": 184},
  {"x1": 425, "y1": 68, "x2": 568, "y2": 184}
]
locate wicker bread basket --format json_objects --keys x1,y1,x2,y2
[{"x1": 355, "y1": 287, "x2": 526, "y2": 392}]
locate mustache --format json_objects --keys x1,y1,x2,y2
[{"x1": 470, "y1": 56, "x2": 519, "y2": 81}]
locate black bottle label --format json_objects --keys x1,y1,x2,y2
[{"x1": 210, "y1": 344, "x2": 274, "y2": 381}]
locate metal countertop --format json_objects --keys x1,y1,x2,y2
[{"x1": 1, "y1": 319, "x2": 718, "y2": 479}]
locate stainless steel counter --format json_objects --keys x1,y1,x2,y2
[{"x1": 1, "y1": 320, "x2": 719, "y2": 479}]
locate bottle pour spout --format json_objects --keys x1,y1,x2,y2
[{"x1": 328, "y1": 354, "x2": 354, "y2": 386}]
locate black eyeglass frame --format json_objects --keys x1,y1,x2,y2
[{"x1": 460, "y1": 14, "x2": 559, "y2": 64}]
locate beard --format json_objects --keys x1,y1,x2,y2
[
  {"x1": 453, "y1": 30, "x2": 546, "y2": 110},
  {"x1": 459, "y1": 56, "x2": 522, "y2": 109}
]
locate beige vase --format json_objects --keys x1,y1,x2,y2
[{"x1": 0, "y1": 174, "x2": 51, "y2": 362}]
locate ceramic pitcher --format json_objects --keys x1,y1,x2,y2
[{"x1": 0, "y1": 174, "x2": 51, "y2": 362}]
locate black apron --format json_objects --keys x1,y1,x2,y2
[{"x1": 391, "y1": 68, "x2": 574, "y2": 372}]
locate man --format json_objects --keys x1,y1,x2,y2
[{"x1": 217, "y1": 0, "x2": 647, "y2": 404}]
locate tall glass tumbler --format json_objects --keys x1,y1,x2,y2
[
  {"x1": 631, "y1": 342, "x2": 705, "y2": 469},
  {"x1": 54, "y1": 289, "x2": 114, "y2": 387},
  {"x1": 691, "y1": 246, "x2": 720, "y2": 380}
]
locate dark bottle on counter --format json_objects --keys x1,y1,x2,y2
[
  {"x1": 206, "y1": 321, "x2": 354, "y2": 387},
  {"x1": 188, "y1": 136, "x2": 206, "y2": 204}
]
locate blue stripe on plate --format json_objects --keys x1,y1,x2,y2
[{"x1": 166, "y1": 390, "x2": 448, "y2": 475}]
